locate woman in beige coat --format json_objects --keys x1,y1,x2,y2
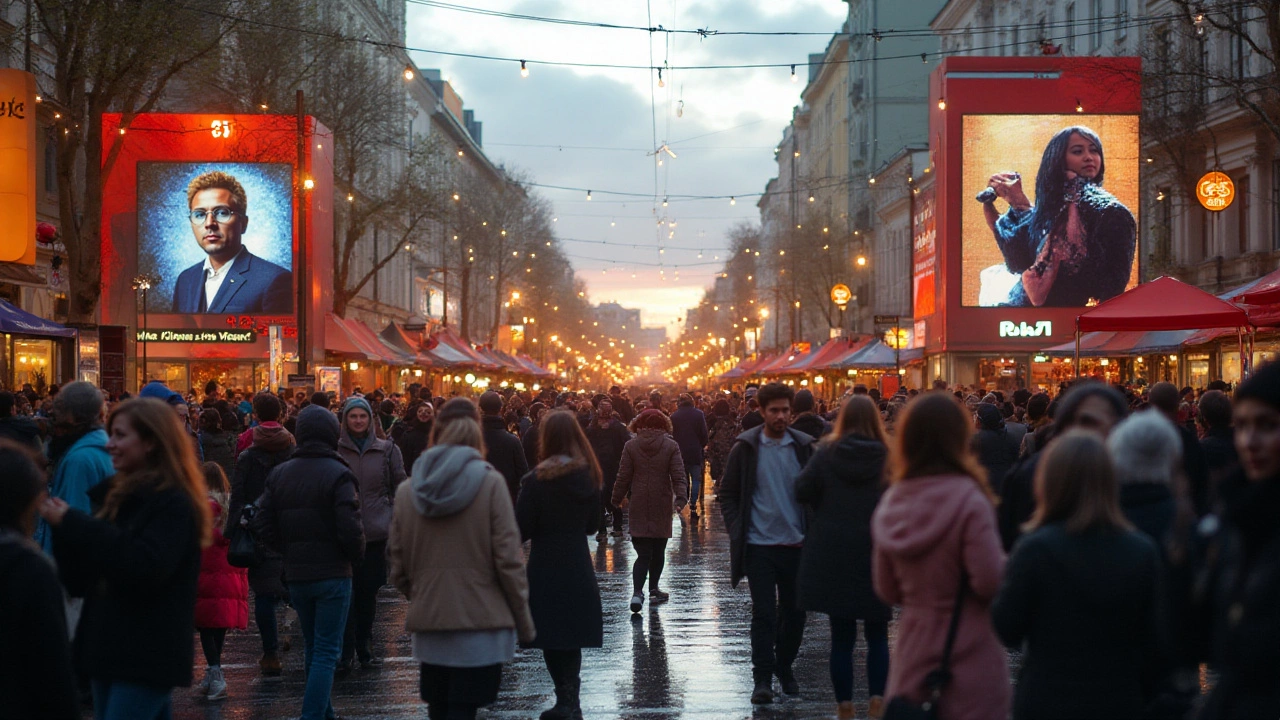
[
  {"x1": 388, "y1": 405, "x2": 535, "y2": 720},
  {"x1": 612, "y1": 408, "x2": 687, "y2": 614}
]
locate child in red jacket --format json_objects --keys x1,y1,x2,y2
[{"x1": 192, "y1": 462, "x2": 249, "y2": 701}]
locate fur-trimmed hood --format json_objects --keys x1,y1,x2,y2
[
  {"x1": 531, "y1": 454, "x2": 597, "y2": 500},
  {"x1": 535, "y1": 454, "x2": 586, "y2": 480}
]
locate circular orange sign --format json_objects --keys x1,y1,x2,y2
[
  {"x1": 830, "y1": 283, "x2": 852, "y2": 307},
  {"x1": 1196, "y1": 171, "x2": 1235, "y2": 211}
]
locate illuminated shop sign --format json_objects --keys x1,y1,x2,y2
[
  {"x1": 136, "y1": 329, "x2": 257, "y2": 343},
  {"x1": 999, "y1": 320, "x2": 1052, "y2": 338}
]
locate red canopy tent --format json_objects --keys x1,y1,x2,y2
[
  {"x1": 719, "y1": 354, "x2": 776, "y2": 380},
  {"x1": 1074, "y1": 276, "x2": 1252, "y2": 376}
]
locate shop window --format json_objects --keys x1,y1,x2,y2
[{"x1": 13, "y1": 338, "x2": 54, "y2": 393}]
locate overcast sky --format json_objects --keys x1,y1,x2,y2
[{"x1": 404, "y1": 0, "x2": 848, "y2": 334}]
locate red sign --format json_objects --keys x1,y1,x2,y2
[{"x1": 913, "y1": 185, "x2": 936, "y2": 319}]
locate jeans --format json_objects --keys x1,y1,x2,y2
[
  {"x1": 255, "y1": 592, "x2": 280, "y2": 653},
  {"x1": 631, "y1": 537, "x2": 669, "y2": 595},
  {"x1": 291, "y1": 577, "x2": 353, "y2": 720},
  {"x1": 91, "y1": 679, "x2": 172, "y2": 720},
  {"x1": 343, "y1": 540, "x2": 387, "y2": 662},
  {"x1": 744, "y1": 544, "x2": 807, "y2": 684},
  {"x1": 685, "y1": 462, "x2": 704, "y2": 511},
  {"x1": 829, "y1": 617, "x2": 889, "y2": 702}
]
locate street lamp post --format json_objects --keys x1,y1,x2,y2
[{"x1": 131, "y1": 274, "x2": 154, "y2": 385}]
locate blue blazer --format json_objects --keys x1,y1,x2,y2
[{"x1": 171, "y1": 251, "x2": 293, "y2": 314}]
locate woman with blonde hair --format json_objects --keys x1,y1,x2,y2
[
  {"x1": 389, "y1": 406, "x2": 534, "y2": 720},
  {"x1": 796, "y1": 395, "x2": 892, "y2": 718},
  {"x1": 39, "y1": 397, "x2": 212, "y2": 720},
  {"x1": 517, "y1": 410, "x2": 604, "y2": 720},
  {"x1": 870, "y1": 392, "x2": 1009, "y2": 720},
  {"x1": 992, "y1": 430, "x2": 1160, "y2": 719}
]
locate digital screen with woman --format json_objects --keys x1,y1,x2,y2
[{"x1": 962, "y1": 115, "x2": 1140, "y2": 307}]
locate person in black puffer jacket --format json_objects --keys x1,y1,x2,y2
[
  {"x1": 1190, "y1": 363, "x2": 1280, "y2": 720},
  {"x1": 227, "y1": 392, "x2": 296, "y2": 677},
  {"x1": 796, "y1": 396, "x2": 891, "y2": 718},
  {"x1": 252, "y1": 405, "x2": 365, "y2": 720},
  {"x1": 971, "y1": 403, "x2": 1020, "y2": 496},
  {"x1": 479, "y1": 392, "x2": 529, "y2": 504},
  {"x1": 41, "y1": 398, "x2": 213, "y2": 720}
]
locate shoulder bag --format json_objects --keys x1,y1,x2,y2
[
  {"x1": 226, "y1": 502, "x2": 262, "y2": 568},
  {"x1": 883, "y1": 571, "x2": 969, "y2": 720}
]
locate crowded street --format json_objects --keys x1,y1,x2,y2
[{"x1": 166, "y1": 505, "x2": 951, "y2": 720}]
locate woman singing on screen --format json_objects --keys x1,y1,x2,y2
[{"x1": 982, "y1": 126, "x2": 1136, "y2": 307}]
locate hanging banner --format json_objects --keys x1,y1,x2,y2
[
  {"x1": 912, "y1": 185, "x2": 936, "y2": 319},
  {"x1": 0, "y1": 69, "x2": 37, "y2": 265}
]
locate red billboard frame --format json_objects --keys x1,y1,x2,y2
[
  {"x1": 920, "y1": 56, "x2": 1141, "y2": 353},
  {"x1": 99, "y1": 113, "x2": 333, "y2": 363}
]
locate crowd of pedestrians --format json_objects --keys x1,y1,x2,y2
[{"x1": 1, "y1": 368, "x2": 1279, "y2": 720}]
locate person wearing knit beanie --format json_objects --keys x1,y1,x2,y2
[
  {"x1": 1108, "y1": 411, "x2": 1181, "y2": 545},
  {"x1": 341, "y1": 396, "x2": 372, "y2": 422}
]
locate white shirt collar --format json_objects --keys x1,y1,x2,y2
[{"x1": 203, "y1": 245, "x2": 247, "y2": 278}]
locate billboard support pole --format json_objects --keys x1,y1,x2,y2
[
  {"x1": 296, "y1": 89, "x2": 308, "y2": 379},
  {"x1": 1074, "y1": 322, "x2": 1081, "y2": 379}
]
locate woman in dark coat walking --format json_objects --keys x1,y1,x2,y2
[
  {"x1": 613, "y1": 409, "x2": 687, "y2": 614},
  {"x1": 516, "y1": 410, "x2": 604, "y2": 720},
  {"x1": 992, "y1": 430, "x2": 1162, "y2": 720},
  {"x1": 392, "y1": 400, "x2": 434, "y2": 469},
  {"x1": 39, "y1": 398, "x2": 213, "y2": 720},
  {"x1": 796, "y1": 395, "x2": 891, "y2": 719}
]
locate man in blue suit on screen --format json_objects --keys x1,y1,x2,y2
[{"x1": 171, "y1": 170, "x2": 293, "y2": 314}]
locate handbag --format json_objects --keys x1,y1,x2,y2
[
  {"x1": 883, "y1": 571, "x2": 969, "y2": 720},
  {"x1": 226, "y1": 503, "x2": 262, "y2": 569}
]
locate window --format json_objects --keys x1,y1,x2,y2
[
  {"x1": 1116, "y1": 0, "x2": 1129, "y2": 39},
  {"x1": 1237, "y1": 175, "x2": 1250, "y2": 255},
  {"x1": 1066, "y1": 4, "x2": 1076, "y2": 54},
  {"x1": 1091, "y1": 0, "x2": 1104, "y2": 50},
  {"x1": 1198, "y1": 38, "x2": 1210, "y2": 105},
  {"x1": 1231, "y1": 5, "x2": 1248, "y2": 78}
]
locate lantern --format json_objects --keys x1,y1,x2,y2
[{"x1": 0, "y1": 69, "x2": 37, "y2": 265}]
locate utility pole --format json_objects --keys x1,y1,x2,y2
[{"x1": 295, "y1": 89, "x2": 309, "y2": 378}]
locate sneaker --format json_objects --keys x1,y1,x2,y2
[
  {"x1": 629, "y1": 594, "x2": 643, "y2": 613},
  {"x1": 649, "y1": 589, "x2": 670, "y2": 604},
  {"x1": 206, "y1": 666, "x2": 227, "y2": 701},
  {"x1": 259, "y1": 652, "x2": 282, "y2": 677},
  {"x1": 191, "y1": 668, "x2": 212, "y2": 697},
  {"x1": 776, "y1": 667, "x2": 800, "y2": 696},
  {"x1": 750, "y1": 680, "x2": 774, "y2": 705}
]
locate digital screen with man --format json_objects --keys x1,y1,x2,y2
[
  {"x1": 137, "y1": 162, "x2": 294, "y2": 314},
  {"x1": 961, "y1": 115, "x2": 1140, "y2": 308}
]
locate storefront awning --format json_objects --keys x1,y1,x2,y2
[
  {"x1": 378, "y1": 321, "x2": 441, "y2": 368},
  {"x1": 0, "y1": 299, "x2": 76, "y2": 338},
  {"x1": 775, "y1": 336, "x2": 869, "y2": 374},
  {"x1": 346, "y1": 320, "x2": 415, "y2": 366},
  {"x1": 719, "y1": 354, "x2": 776, "y2": 380},
  {"x1": 835, "y1": 340, "x2": 918, "y2": 370},
  {"x1": 325, "y1": 314, "x2": 412, "y2": 365},
  {"x1": 426, "y1": 327, "x2": 502, "y2": 369}
]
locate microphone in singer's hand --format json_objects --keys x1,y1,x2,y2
[{"x1": 976, "y1": 187, "x2": 997, "y2": 204}]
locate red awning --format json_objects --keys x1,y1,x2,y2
[
  {"x1": 775, "y1": 336, "x2": 871, "y2": 374},
  {"x1": 719, "y1": 354, "x2": 775, "y2": 380},
  {"x1": 1233, "y1": 266, "x2": 1280, "y2": 306},
  {"x1": 325, "y1": 314, "x2": 372, "y2": 359},
  {"x1": 378, "y1": 322, "x2": 442, "y2": 367},
  {"x1": 1076, "y1": 276, "x2": 1251, "y2": 333},
  {"x1": 344, "y1": 320, "x2": 414, "y2": 365},
  {"x1": 428, "y1": 327, "x2": 502, "y2": 369}
]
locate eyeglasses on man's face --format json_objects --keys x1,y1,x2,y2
[{"x1": 189, "y1": 206, "x2": 238, "y2": 224}]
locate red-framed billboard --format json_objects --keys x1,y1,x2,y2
[
  {"x1": 99, "y1": 113, "x2": 333, "y2": 363},
  {"x1": 918, "y1": 56, "x2": 1141, "y2": 353}
]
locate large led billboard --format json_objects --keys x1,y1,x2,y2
[
  {"x1": 961, "y1": 114, "x2": 1140, "y2": 307},
  {"x1": 137, "y1": 162, "x2": 294, "y2": 314}
]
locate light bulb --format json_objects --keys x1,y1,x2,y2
[
  {"x1": 520, "y1": 60, "x2": 528, "y2": 78},
  {"x1": 586, "y1": 190, "x2": 592, "y2": 201},
  {"x1": 657, "y1": 68, "x2": 665, "y2": 88},
  {"x1": 937, "y1": 98, "x2": 946, "y2": 110},
  {"x1": 790, "y1": 64, "x2": 798, "y2": 82},
  {"x1": 404, "y1": 66, "x2": 415, "y2": 81},
  {"x1": 662, "y1": 197, "x2": 668, "y2": 207},
  {"x1": 730, "y1": 196, "x2": 736, "y2": 205},
  {"x1": 1075, "y1": 99, "x2": 1084, "y2": 113}
]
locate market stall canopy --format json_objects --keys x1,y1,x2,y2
[
  {"x1": 835, "y1": 339, "x2": 921, "y2": 370},
  {"x1": 753, "y1": 348, "x2": 810, "y2": 376},
  {"x1": 1233, "y1": 266, "x2": 1280, "y2": 306},
  {"x1": 719, "y1": 354, "x2": 776, "y2": 380},
  {"x1": 1042, "y1": 330, "x2": 1198, "y2": 357},
  {"x1": 514, "y1": 353, "x2": 556, "y2": 378},
  {"x1": 428, "y1": 327, "x2": 502, "y2": 370},
  {"x1": 324, "y1": 313, "x2": 372, "y2": 359},
  {"x1": 344, "y1": 319, "x2": 415, "y2": 365},
  {"x1": 0, "y1": 299, "x2": 75, "y2": 338},
  {"x1": 378, "y1": 321, "x2": 441, "y2": 367},
  {"x1": 1076, "y1": 276, "x2": 1251, "y2": 333},
  {"x1": 776, "y1": 336, "x2": 869, "y2": 374}
]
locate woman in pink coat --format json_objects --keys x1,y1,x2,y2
[
  {"x1": 193, "y1": 462, "x2": 249, "y2": 702},
  {"x1": 871, "y1": 392, "x2": 1010, "y2": 720}
]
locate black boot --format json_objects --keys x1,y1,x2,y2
[
  {"x1": 539, "y1": 681, "x2": 573, "y2": 720},
  {"x1": 567, "y1": 677, "x2": 584, "y2": 720}
]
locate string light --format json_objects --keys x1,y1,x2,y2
[
  {"x1": 657, "y1": 68, "x2": 665, "y2": 87},
  {"x1": 1075, "y1": 98, "x2": 1084, "y2": 112},
  {"x1": 790, "y1": 64, "x2": 797, "y2": 82},
  {"x1": 729, "y1": 196, "x2": 736, "y2": 205},
  {"x1": 403, "y1": 65, "x2": 415, "y2": 81},
  {"x1": 520, "y1": 60, "x2": 529, "y2": 78},
  {"x1": 586, "y1": 190, "x2": 592, "y2": 200},
  {"x1": 937, "y1": 98, "x2": 946, "y2": 110}
]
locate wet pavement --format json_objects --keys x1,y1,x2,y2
[{"x1": 169, "y1": 495, "x2": 1019, "y2": 719}]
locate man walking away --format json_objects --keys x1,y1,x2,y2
[
  {"x1": 1149, "y1": 382, "x2": 1211, "y2": 516},
  {"x1": 671, "y1": 394, "x2": 709, "y2": 519},
  {"x1": 586, "y1": 400, "x2": 631, "y2": 538},
  {"x1": 252, "y1": 406, "x2": 365, "y2": 720},
  {"x1": 719, "y1": 382, "x2": 816, "y2": 705},
  {"x1": 479, "y1": 392, "x2": 529, "y2": 505}
]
